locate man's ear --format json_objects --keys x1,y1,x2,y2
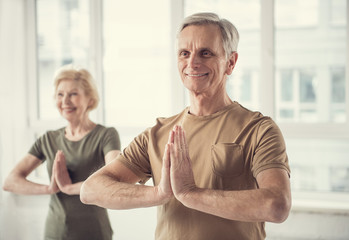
[{"x1": 226, "y1": 52, "x2": 238, "y2": 75}]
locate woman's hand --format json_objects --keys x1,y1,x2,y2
[
  {"x1": 48, "y1": 166, "x2": 60, "y2": 194},
  {"x1": 53, "y1": 150, "x2": 73, "y2": 194}
]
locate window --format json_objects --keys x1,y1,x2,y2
[
  {"x1": 103, "y1": 0, "x2": 172, "y2": 147},
  {"x1": 275, "y1": 0, "x2": 349, "y2": 195},
  {"x1": 275, "y1": 0, "x2": 347, "y2": 123},
  {"x1": 331, "y1": 67, "x2": 346, "y2": 122},
  {"x1": 275, "y1": 0, "x2": 318, "y2": 28},
  {"x1": 330, "y1": 0, "x2": 347, "y2": 26},
  {"x1": 29, "y1": 0, "x2": 349, "y2": 204},
  {"x1": 35, "y1": 0, "x2": 91, "y2": 121}
]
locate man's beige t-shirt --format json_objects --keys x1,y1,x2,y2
[{"x1": 119, "y1": 102, "x2": 290, "y2": 240}]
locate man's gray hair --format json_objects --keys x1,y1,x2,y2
[{"x1": 178, "y1": 12, "x2": 239, "y2": 58}]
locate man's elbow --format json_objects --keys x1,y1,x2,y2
[
  {"x1": 269, "y1": 195, "x2": 292, "y2": 223},
  {"x1": 80, "y1": 179, "x2": 96, "y2": 205}
]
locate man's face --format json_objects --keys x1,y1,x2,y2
[{"x1": 177, "y1": 24, "x2": 235, "y2": 97}]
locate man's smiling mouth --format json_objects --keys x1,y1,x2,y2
[{"x1": 187, "y1": 73, "x2": 209, "y2": 77}]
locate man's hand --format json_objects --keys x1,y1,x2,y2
[
  {"x1": 169, "y1": 125, "x2": 197, "y2": 201},
  {"x1": 156, "y1": 131, "x2": 174, "y2": 204}
]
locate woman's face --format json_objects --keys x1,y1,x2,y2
[{"x1": 55, "y1": 79, "x2": 92, "y2": 123}]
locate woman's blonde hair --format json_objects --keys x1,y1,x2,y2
[{"x1": 53, "y1": 64, "x2": 99, "y2": 111}]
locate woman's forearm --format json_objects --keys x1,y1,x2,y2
[{"x1": 3, "y1": 173, "x2": 52, "y2": 195}]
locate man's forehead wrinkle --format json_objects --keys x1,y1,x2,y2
[{"x1": 178, "y1": 25, "x2": 225, "y2": 56}]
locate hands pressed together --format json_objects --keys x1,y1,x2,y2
[
  {"x1": 157, "y1": 125, "x2": 197, "y2": 204},
  {"x1": 48, "y1": 150, "x2": 74, "y2": 195}
]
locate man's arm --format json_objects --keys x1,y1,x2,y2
[
  {"x1": 169, "y1": 125, "x2": 291, "y2": 223},
  {"x1": 176, "y1": 168, "x2": 291, "y2": 223},
  {"x1": 80, "y1": 138, "x2": 174, "y2": 209}
]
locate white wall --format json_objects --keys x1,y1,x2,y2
[{"x1": 1, "y1": 0, "x2": 349, "y2": 240}]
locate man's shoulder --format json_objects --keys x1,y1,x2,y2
[{"x1": 227, "y1": 102, "x2": 274, "y2": 127}]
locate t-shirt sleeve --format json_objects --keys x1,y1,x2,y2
[
  {"x1": 28, "y1": 134, "x2": 46, "y2": 162},
  {"x1": 251, "y1": 118, "x2": 290, "y2": 178},
  {"x1": 102, "y1": 127, "x2": 121, "y2": 154},
  {"x1": 117, "y1": 129, "x2": 152, "y2": 184}
]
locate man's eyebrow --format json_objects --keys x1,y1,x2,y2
[
  {"x1": 199, "y1": 47, "x2": 214, "y2": 53},
  {"x1": 177, "y1": 48, "x2": 188, "y2": 53},
  {"x1": 177, "y1": 47, "x2": 215, "y2": 53}
]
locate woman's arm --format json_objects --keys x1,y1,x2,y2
[{"x1": 2, "y1": 153, "x2": 59, "y2": 195}]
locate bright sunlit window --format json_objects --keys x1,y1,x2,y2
[
  {"x1": 275, "y1": 0, "x2": 347, "y2": 123},
  {"x1": 275, "y1": 0, "x2": 349, "y2": 193},
  {"x1": 103, "y1": 0, "x2": 172, "y2": 147},
  {"x1": 36, "y1": 0, "x2": 90, "y2": 120}
]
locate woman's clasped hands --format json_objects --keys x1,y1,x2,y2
[{"x1": 48, "y1": 150, "x2": 74, "y2": 195}]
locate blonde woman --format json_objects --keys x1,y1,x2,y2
[{"x1": 3, "y1": 65, "x2": 120, "y2": 240}]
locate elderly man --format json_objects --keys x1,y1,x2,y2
[{"x1": 81, "y1": 12, "x2": 291, "y2": 240}]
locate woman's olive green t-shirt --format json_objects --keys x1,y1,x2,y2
[{"x1": 29, "y1": 124, "x2": 120, "y2": 240}]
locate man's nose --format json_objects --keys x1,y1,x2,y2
[{"x1": 188, "y1": 54, "x2": 201, "y2": 68}]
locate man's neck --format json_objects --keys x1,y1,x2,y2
[{"x1": 188, "y1": 92, "x2": 233, "y2": 116}]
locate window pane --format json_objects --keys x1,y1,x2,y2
[
  {"x1": 281, "y1": 70, "x2": 293, "y2": 101},
  {"x1": 330, "y1": 0, "x2": 347, "y2": 25},
  {"x1": 275, "y1": 0, "x2": 347, "y2": 123},
  {"x1": 288, "y1": 138, "x2": 349, "y2": 193},
  {"x1": 184, "y1": 0, "x2": 261, "y2": 111},
  {"x1": 331, "y1": 67, "x2": 346, "y2": 103},
  {"x1": 299, "y1": 69, "x2": 316, "y2": 103},
  {"x1": 36, "y1": 0, "x2": 90, "y2": 120},
  {"x1": 275, "y1": 0, "x2": 318, "y2": 28},
  {"x1": 103, "y1": 0, "x2": 171, "y2": 147}
]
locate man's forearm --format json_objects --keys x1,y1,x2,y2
[
  {"x1": 80, "y1": 174, "x2": 169, "y2": 209},
  {"x1": 178, "y1": 186, "x2": 290, "y2": 223}
]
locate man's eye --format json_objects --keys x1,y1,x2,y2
[
  {"x1": 180, "y1": 51, "x2": 189, "y2": 57},
  {"x1": 202, "y1": 51, "x2": 212, "y2": 56}
]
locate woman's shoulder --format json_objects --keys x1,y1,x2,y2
[
  {"x1": 90, "y1": 124, "x2": 120, "y2": 139},
  {"x1": 40, "y1": 127, "x2": 65, "y2": 139},
  {"x1": 94, "y1": 124, "x2": 118, "y2": 133}
]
